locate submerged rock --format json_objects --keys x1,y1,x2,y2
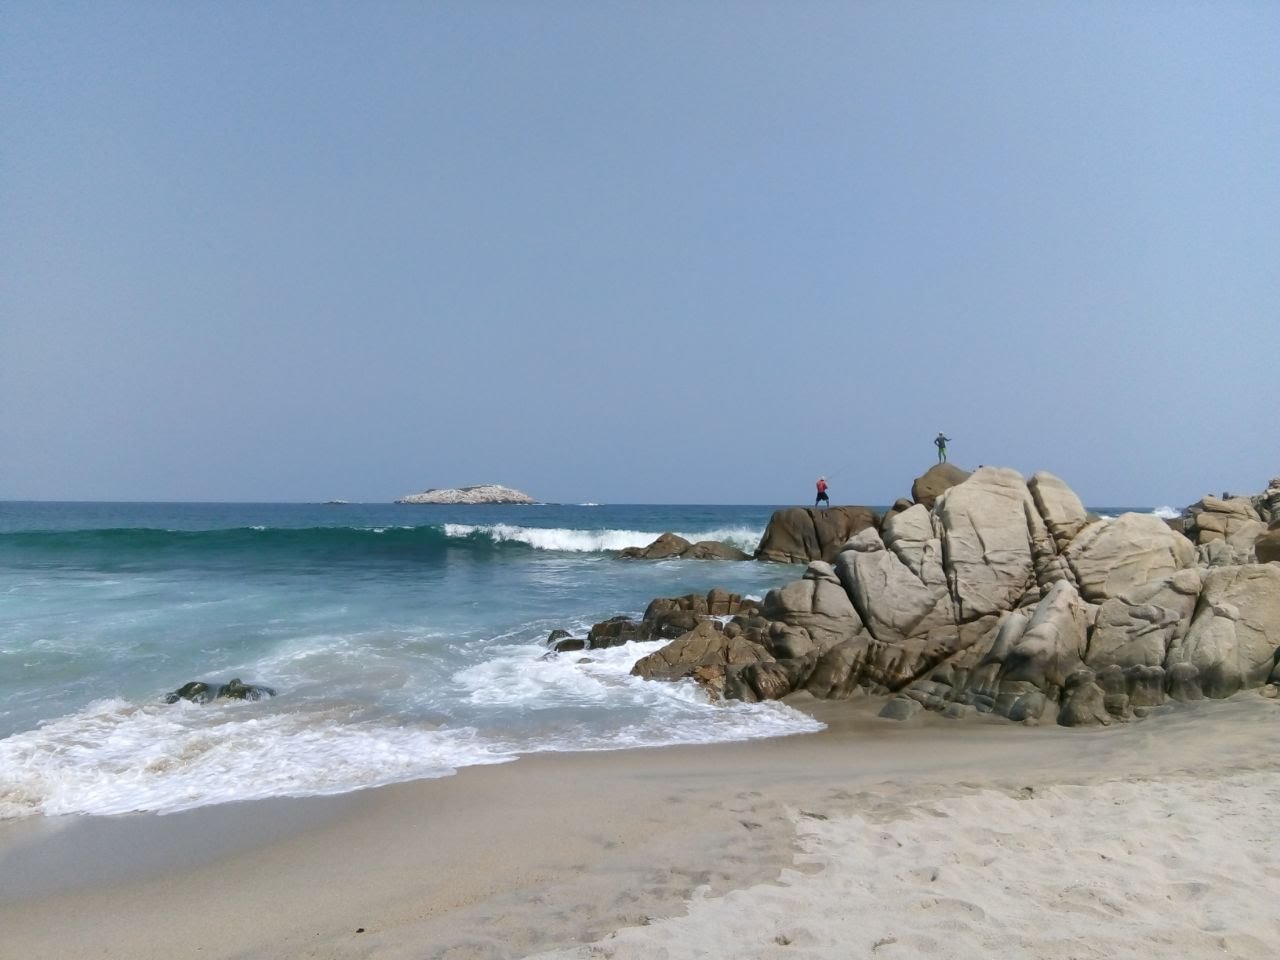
[{"x1": 164, "y1": 678, "x2": 276, "y2": 704}]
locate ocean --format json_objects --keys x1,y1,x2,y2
[
  {"x1": 0, "y1": 501, "x2": 821, "y2": 819},
  {"x1": 0, "y1": 498, "x2": 1177, "y2": 821}
]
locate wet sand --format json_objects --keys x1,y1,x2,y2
[{"x1": 2, "y1": 695, "x2": 1277, "y2": 960}]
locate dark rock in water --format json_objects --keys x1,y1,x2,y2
[
  {"x1": 165, "y1": 681, "x2": 213, "y2": 703},
  {"x1": 587, "y1": 615, "x2": 649, "y2": 649},
  {"x1": 557, "y1": 590, "x2": 763, "y2": 655},
  {"x1": 682, "y1": 540, "x2": 751, "y2": 561},
  {"x1": 619, "y1": 533, "x2": 750, "y2": 561},
  {"x1": 546, "y1": 628, "x2": 587, "y2": 653},
  {"x1": 620, "y1": 532, "x2": 691, "y2": 559},
  {"x1": 164, "y1": 678, "x2": 276, "y2": 704}
]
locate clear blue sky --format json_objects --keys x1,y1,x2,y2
[{"x1": 3, "y1": 1, "x2": 1277, "y2": 505}]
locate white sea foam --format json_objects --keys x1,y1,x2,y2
[
  {"x1": 443, "y1": 523, "x2": 763, "y2": 553},
  {"x1": 451, "y1": 640, "x2": 822, "y2": 752},
  {"x1": 0, "y1": 698, "x2": 512, "y2": 819},
  {"x1": 1094, "y1": 506, "x2": 1182, "y2": 522},
  {"x1": 0, "y1": 638, "x2": 821, "y2": 820}
]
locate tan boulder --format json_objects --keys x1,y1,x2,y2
[
  {"x1": 1166, "y1": 564, "x2": 1280, "y2": 698},
  {"x1": 934, "y1": 467, "x2": 1039, "y2": 618},
  {"x1": 1086, "y1": 568, "x2": 1202, "y2": 670},
  {"x1": 1028, "y1": 471, "x2": 1089, "y2": 551},
  {"x1": 1186, "y1": 495, "x2": 1262, "y2": 545},
  {"x1": 834, "y1": 528, "x2": 953, "y2": 646},
  {"x1": 760, "y1": 561, "x2": 867, "y2": 649},
  {"x1": 880, "y1": 503, "x2": 947, "y2": 590},
  {"x1": 630, "y1": 620, "x2": 772, "y2": 682},
  {"x1": 997, "y1": 579, "x2": 1092, "y2": 697},
  {"x1": 1062, "y1": 513, "x2": 1194, "y2": 603}
]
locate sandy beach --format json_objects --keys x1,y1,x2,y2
[{"x1": 2, "y1": 693, "x2": 1277, "y2": 960}]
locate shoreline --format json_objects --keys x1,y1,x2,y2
[{"x1": 3, "y1": 694, "x2": 1277, "y2": 959}]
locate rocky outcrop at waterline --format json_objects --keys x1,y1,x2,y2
[
  {"x1": 396, "y1": 484, "x2": 538, "y2": 505},
  {"x1": 619, "y1": 467, "x2": 1280, "y2": 726},
  {"x1": 545, "y1": 589, "x2": 760, "y2": 654},
  {"x1": 164, "y1": 678, "x2": 277, "y2": 704},
  {"x1": 619, "y1": 533, "x2": 751, "y2": 561}
]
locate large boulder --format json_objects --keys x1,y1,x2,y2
[
  {"x1": 619, "y1": 532, "x2": 690, "y2": 559},
  {"x1": 934, "y1": 467, "x2": 1040, "y2": 618},
  {"x1": 1086, "y1": 568, "x2": 1201, "y2": 670},
  {"x1": 760, "y1": 561, "x2": 867, "y2": 649},
  {"x1": 880, "y1": 503, "x2": 948, "y2": 591},
  {"x1": 1062, "y1": 513, "x2": 1194, "y2": 603},
  {"x1": 630, "y1": 620, "x2": 772, "y2": 685},
  {"x1": 1185, "y1": 495, "x2": 1263, "y2": 545},
  {"x1": 834, "y1": 528, "x2": 953, "y2": 646},
  {"x1": 911, "y1": 463, "x2": 972, "y2": 510},
  {"x1": 997, "y1": 579, "x2": 1091, "y2": 697},
  {"x1": 754, "y1": 506, "x2": 879, "y2": 564},
  {"x1": 1166, "y1": 564, "x2": 1280, "y2": 698},
  {"x1": 619, "y1": 533, "x2": 750, "y2": 561},
  {"x1": 1028, "y1": 471, "x2": 1089, "y2": 550}
]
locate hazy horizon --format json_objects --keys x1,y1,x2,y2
[{"x1": 4, "y1": 2, "x2": 1277, "y2": 507}]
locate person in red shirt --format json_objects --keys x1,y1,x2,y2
[{"x1": 815, "y1": 476, "x2": 829, "y2": 509}]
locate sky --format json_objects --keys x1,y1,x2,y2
[{"x1": 2, "y1": 1, "x2": 1277, "y2": 506}]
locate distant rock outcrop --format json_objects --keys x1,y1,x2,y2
[
  {"x1": 396, "y1": 484, "x2": 538, "y2": 505},
  {"x1": 625, "y1": 467, "x2": 1280, "y2": 728}
]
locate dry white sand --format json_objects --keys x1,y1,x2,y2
[
  {"x1": 529, "y1": 771, "x2": 1280, "y2": 960},
  {"x1": 1, "y1": 694, "x2": 1277, "y2": 960}
]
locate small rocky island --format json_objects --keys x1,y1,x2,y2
[{"x1": 396, "y1": 484, "x2": 539, "y2": 505}]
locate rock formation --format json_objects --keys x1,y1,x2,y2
[
  {"x1": 545, "y1": 589, "x2": 759, "y2": 654},
  {"x1": 164, "y1": 678, "x2": 276, "y2": 704},
  {"x1": 625, "y1": 468, "x2": 1280, "y2": 727},
  {"x1": 619, "y1": 533, "x2": 750, "y2": 561},
  {"x1": 396, "y1": 484, "x2": 538, "y2": 505},
  {"x1": 753, "y1": 506, "x2": 878, "y2": 563}
]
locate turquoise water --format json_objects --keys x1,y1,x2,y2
[{"x1": 0, "y1": 501, "x2": 816, "y2": 818}]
